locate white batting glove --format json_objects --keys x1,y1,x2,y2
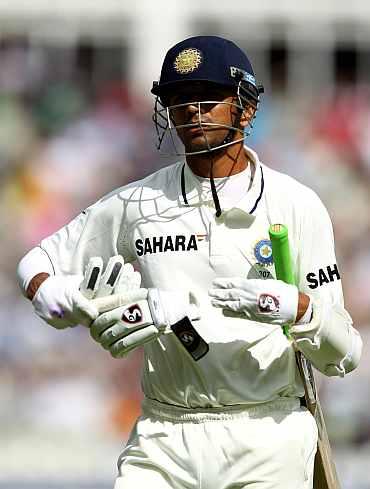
[
  {"x1": 80, "y1": 255, "x2": 142, "y2": 303},
  {"x1": 90, "y1": 289, "x2": 200, "y2": 358},
  {"x1": 209, "y1": 278, "x2": 298, "y2": 326},
  {"x1": 32, "y1": 275, "x2": 99, "y2": 329},
  {"x1": 31, "y1": 255, "x2": 141, "y2": 330}
]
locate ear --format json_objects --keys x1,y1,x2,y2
[{"x1": 240, "y1": 104, "x2": 256, "y2": 128}]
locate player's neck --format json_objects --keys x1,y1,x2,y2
[{"x1": 186, "y1": 143, "x2": 248, "y2": 178}]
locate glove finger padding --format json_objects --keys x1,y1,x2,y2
[
  {"x1": 90, "y1": 298, "x2": 154, "y2": 342},
  {"x1": 209, "y1": 287, "x2": 249, "y2": 302},
  {"x1": 95, "y1": 256, "x2": 125, "y2": 298},
  {"x1": 109, "y1": 325, "x2": 160, "y2": 358},
  {"x1": 90, "y1": 297, "x2": 160, "y2": 357},
  {"x1": 80, "y1": 255, "x2": 142, "y2": 307},
  {"x1": 209, "y1": 278, "x2": 298, "y2": 326},
  {"x1": 43, "y1": 316, "x2": 75, "y2": 330},
  {"x1": 72, "y1": 291, "x2": 100, "y2": 326},
  {"x1": 99, "y1": 319, "x2": 159, "y2": 350},
  {"x1": 91, "y1": 288, "x2": 148, "y2": 314},
  {"x1": 80, "y1": 257, "x2": 103, "y2": 299},
  {"x1": 210, "y1": 298, "x2": 243, "y2": 314},
  {"x1": 90, "y1": 288, "x2": 201, "y2": 358},
  {"x1": 114, "y1": 264, "x2": 140, "y2": 294}
]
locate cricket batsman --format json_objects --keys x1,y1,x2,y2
[{"x1": 17, "y1": 36, "x2": 362, "y2": 489}]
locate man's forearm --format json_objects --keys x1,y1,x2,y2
[
  {"x1": 26, "y1": 273, "x2": 50, "y2": 300},
  {"x1": 296, "y1": 292, "x2": 310, "y2": 322}
]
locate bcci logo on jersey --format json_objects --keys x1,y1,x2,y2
[{"x1": 254, "y1": 239, "x2": 273, "y2": 266}]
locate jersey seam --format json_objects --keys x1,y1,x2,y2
[{"x1": 38, "y1": 245, "x2": 56, "y2": 275}]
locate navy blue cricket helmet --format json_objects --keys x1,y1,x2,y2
[
  {"x1": 151, "y1": 35, "x2": 264, "y2": 162},
  {"x1": 152, "y1": 35, "x2": 263, "y2": 104}
]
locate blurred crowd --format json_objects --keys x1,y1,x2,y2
[{"x1": 0, "y1": 39, "x2": 369, "y2": 488}]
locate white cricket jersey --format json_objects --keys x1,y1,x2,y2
[{"x1": 39, "y1": 146, "x2": 345, "y2": 408}]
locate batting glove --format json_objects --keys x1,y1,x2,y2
[
  {"x1": 209, "y1": 278, "x2": 298, "y2": 326},
  {"x1": 32, "y1": 274, "x2": 99, "y2": 329},
  {"x1": 90, "y1": 289, "x2": 200, "y2": 358},
  {"x1": 80, "y1": 255, "x2": 144, "y2": 310},
  {"x1": 31, "y1": 255, "x2": 141, "y2": 330}
]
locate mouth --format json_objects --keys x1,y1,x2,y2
[
  {"x1": 184, "y1": 122, "x2": 212, "y2": 135},
  {"x1": 186, "y1": 127, "x2": 205, "y2": 135}
]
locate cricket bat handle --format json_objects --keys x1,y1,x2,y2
[{"x1": 268, "y1": 223, "x2": 341, "y2": 489}]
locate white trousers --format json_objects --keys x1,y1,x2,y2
[{"x1": 114, "y1": 397, "x2": 318, "y2": 489}]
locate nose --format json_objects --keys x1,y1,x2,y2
[
  {"x1": 185, "y1": 101, "x2": 200, "y2": 114},
  {"x1": 178, "y1": 101, "x2": 201, "y2": 125}
]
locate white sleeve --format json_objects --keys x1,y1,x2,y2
[
  {"x1": 39, "y1": 210, "x2": 90, "y2": 276},
  {"x1": 290, "y1": 190, "x2": 362, "y2": 377},
  {"x1": 17, "y1": 246, "x2": 55, "y2": 296},
  {"x1": 17, "y1": 195, "x2": 135, "y2": 294}
]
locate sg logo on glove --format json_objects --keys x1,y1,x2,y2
[
  {"x1": 121, "y1": 304, "x2": 143, "y2": 323},
  {"x1": 179, "y1": 330, "x2": 195, "y2": 345},
  {"x1": 258, "y1": 294, "x2": 280, "y2": 314}
]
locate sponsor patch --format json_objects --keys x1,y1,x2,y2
[
  {"x1": 230, "y1": 67, "x2": 256, "y2": 86},
  {"x1": 136, "y1": 234, "x2": 203, "y2": 256},
  {"x1": 254, "y1": 239, "x2": 273, "y2": 266},
  {"x1": 121, "y1": 304, "x2": 142, "y2": 323},
  {"x1": 258, "y1": 293, "x2": 280, "y2": 313},
  {"x1": 306, "y1": 264, "x2": 340, "y2": 289},
  {"x1": 179, "y1": 330, "x2": 195, "y2": 346},
  {"x1": 244, "y1": 72, "x2": 256, "y2": 84}
]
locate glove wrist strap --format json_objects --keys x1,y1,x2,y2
[{"x1": 147, "y1": 288, "x2": 167, "y2": 331}]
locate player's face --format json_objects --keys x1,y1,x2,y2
[{"x1": 166, "y1": 83, "x2": 240, "y2": 153}]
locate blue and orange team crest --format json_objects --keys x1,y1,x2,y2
[{"x1": 254, "y1": 239, "x2": 273, "y2": 266}]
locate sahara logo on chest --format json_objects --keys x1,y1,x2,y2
[
  {"x1": 306, "y1": 264, "x2": 340, "y2": 289},
  {"x1": 135, "y1": 234, "x2": 198, "y2": 256}
]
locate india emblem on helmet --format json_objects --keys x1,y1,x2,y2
[{"x1": 173, "y1": 48, "x2": 203, "y2": 74}]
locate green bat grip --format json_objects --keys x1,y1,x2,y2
[{"x1": 268, "y1": 224, "x2": 295, "y2": 337}]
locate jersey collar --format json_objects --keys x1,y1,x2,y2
[{"x1": 179, "y1": 145, "x2": 264, "y2": 216}]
